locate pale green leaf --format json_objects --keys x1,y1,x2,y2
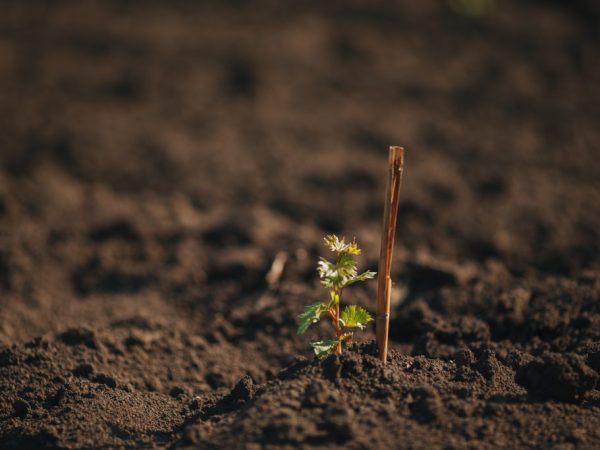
[
  {"x1": 317, "y1": 257, "x2": 336, "y2": 279},
  {"x1": 340, "y1": 305, "x2": 373, "y2": 330},
  {"x1": 318, "y1": 257, "x2": 345, "y2": 289},
  {"x1": 317, "y1": 255, "x2": 360, "y2": 289},
  {"x1": 346, "y1": 270, "x2": 376, "y2": 286},
  {"x1": 336, "y1": 253, "x2": 358, "y2": 279},
  {"x1": 311, "y1": 339, "x2": 339, "y2": 359}
]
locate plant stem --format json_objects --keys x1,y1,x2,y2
[{"x1": 334, "y1": 288, "x2": 342, "y2": 354}]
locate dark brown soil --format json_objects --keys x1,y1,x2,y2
[{"x1": 1, "y1": 0, "x2": 600, "y2": 448}]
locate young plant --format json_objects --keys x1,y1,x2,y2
[{"x1": 297, "y1": 235, "x2": 376, "y2": 358}]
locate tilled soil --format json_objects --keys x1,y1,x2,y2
[{"x1": 1, "y1": 0, "x2": 600, "y2": 448}]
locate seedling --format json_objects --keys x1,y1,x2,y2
[{"x1": 297, "y1": 235, "x2": 376, "y2": 358}]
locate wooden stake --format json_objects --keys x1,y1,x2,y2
[{"x1": 376, "y1": 146, "x2": 404, "y2": 363}]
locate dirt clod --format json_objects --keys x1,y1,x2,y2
[
  {"x1": 13, "y1": 399, "x2": 30, "y2": 418},
  {"x1": 516, "y1": 352, "x2": 599, "y2": 402},
  {"x1": 92, "y1": 374, "x2": 117, "y2": 389},
  {"x1": 410, "y1": 386, "x2": 443, "y2": 423},
  {"x1": 57, "y1": 328, "x2": 98, "y2": 349}
]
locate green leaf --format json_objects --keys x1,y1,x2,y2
[
  {"x1": 346, "y1": 270, "x2": 376, "y2": 286},
  {"x1": 336, "y1": 253, "x2": 358, "y2": 279},
  {"x1": 297, "y1": 302, "x2": 329, "y2": 335},
  {"x1": 340, "y1": 305, "x2": 373, "y2": 330},
  {"x1": 317, "y1": 257, "x2": 345, "y2": 289},
  {"x1": 317, "y1": 257, "x2": 336, "y2": 279},
  {"x1": 311, "y1": 339, "x2": 339, "y2": 359},
  {"x1": 317, "y1": 254, "x2": 361, "y2": 289}
]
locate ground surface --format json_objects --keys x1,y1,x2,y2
[{"x1": 1, "y1": 0, "x2": 600, "y2": 448}]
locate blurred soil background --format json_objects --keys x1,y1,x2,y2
[{"x1": 0, "y1": 0, "x2": 599, "y2": 448}]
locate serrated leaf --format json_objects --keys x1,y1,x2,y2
[
  {"x1": 340, "y1": 305, "x2": 373, "y2": 330},
  {"x1": 317, "y1": 257, "x2": 347, "y2": 289},
  {"x1": 357, "y1": 270, "x2": 376, "y2": 280},
  {"x1": 317, "y1": 254, "x2": 360, "y2": 289},
  {"x1": 336, "y1": 253, "x2": 358, "y2": 279},
  {"x1": 346, "y1": 270, "x2": 376, "y2": 286},
  {"x1": 311, "y1": 339, "x2": 339, "y2": 359},
  {"x1": 320, "y1": 277, "x2": 340, "y2": 289},
  {"x1": 317, "y1": 257, "x2": 336, "y2": 279},
  {"x1": 297, "y1": 302, "x2": 329, "y2": 335}
]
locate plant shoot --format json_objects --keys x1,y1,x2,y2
[{"x1": 297, "y1": 235, "x2": 376, "y2": 358}]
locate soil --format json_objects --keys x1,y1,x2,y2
[{"x1": 1, "y1": 0, "x2": 600, "y2": 448}]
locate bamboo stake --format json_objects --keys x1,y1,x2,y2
[{"x1": 376, "y1": 146, "x2": 404, "y2": 363}]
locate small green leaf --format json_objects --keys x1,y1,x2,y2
[
  {"x1": 317, "y1": 257, "x2": 335, "y2": 279},
  {"x1": 311, "y1": 339, "x2": 339, "y2": 359},
  {"x1": 357, "y1": 270, "x2": 376, "y2": 280},
  {"x1": 297, "y1": 302, "x2": 328, "y2": 335},
  {"x1": 318, "y1": 257, "x2": 345, "y2": 289},
  {"x1": 346, "y1": 270, "x2": 376, "y2": 286},
  {"x1": 336, "y1": 253, "x2": 358, "y2": 279},
  {"x1": 340, "y1": 305, "x2": 373, "y2": 330},
  {"x1": 317, "y1": 254, "x2": 362, "y2": 289}
]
